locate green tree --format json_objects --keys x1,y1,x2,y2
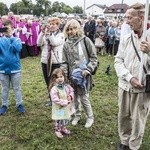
[
  {"x1": 72, "y1": 6, "x2": 83, "y2": 14},
  {"x1": 51, "y1": 1, "x2": 72, "y2": 14},
  {"x1": 10, "y1": 1, "x2": 33, "y2": 15},
  {"x1": 35, "y1": 0, "x2": 51, "y2": 16},
  {"x1": 52, "y1": 1, "x2": 61, "y2": 13},
  {"x1": 4, "y1": 0, "x2": 83, "y2": 17},
  {"x1": 32, "y1": 4, "x2": 44, "y2": 16},
  {"x1": 44, "y1": 0, "x2": 51, "y2": 16},
  {"x1": 59, "y1": 2, "x2": 72, "y2": 14},
  {"x1": 22, "y1": 0, "x2": 30, "y2": 6},
  {"x1": 63, "y1": 5, "x2": 72, "y2": 14},
  {"x1": 0, "y1": 2, "x2": 9, "y2": 16},
  {"x1": 9, "y1": 3, "x2": 18, "y2": 14}
]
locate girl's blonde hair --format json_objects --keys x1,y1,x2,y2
[
  {"x1": 48, "y1": 68, "x2": 67, "y2": 91},
  {"x1": 63, "y1": 19, "x2": 83, "y2": 38}
]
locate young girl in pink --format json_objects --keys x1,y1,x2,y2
[{"x1": 49, "y1": 68, "x2": 74, "y2": 138}]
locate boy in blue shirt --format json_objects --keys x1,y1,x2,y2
[{"x1": 0, "y1": 19, "x2": 25, "y2": 115}]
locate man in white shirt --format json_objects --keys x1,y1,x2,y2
[{"x1": 114, "y1": 3, "x2": 150, "y2": 150}]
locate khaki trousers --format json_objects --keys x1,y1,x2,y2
[
  {"x1": 74, "y1": 88, "x2": 94, "y2": 120},
  {"x1": 118, "y1": 88, "x2": 150, "y2": 150}
]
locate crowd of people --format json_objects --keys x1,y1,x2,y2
[
  {"x1": 0, "y1": 10, "x2": 131, "y2": 58},
  {"x1": 0, "y1": 2, "x2": 150, "y2": 150}
]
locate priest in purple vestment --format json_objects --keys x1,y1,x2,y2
[{"x1": 25, "y1": 19, "x2": 39, "y2": 56}]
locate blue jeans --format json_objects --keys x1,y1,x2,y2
[{"x1": 0, "y1": 73, "x2": 23, "y2": 107}]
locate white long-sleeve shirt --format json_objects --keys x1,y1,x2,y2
[
  {"x1": 114, "y1": 31, "x2": 150, "y2": 93},
  {"x1": 37, "y1": 31, "x2": 65, "y2": 64}
]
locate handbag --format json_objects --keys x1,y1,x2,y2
[
  {"x1": 131, "y1": 34, "x2": 150, "y2": 93},
  {"x1": 145, "y1": 74, "x2": 150, "y2": 93},
  {"x1": 95, "y1": 37, "x2": 105, "y2": 48}
]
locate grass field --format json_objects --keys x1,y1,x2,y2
[{"x1": 0, "y1": 55, "x2": 150, "y2": 150}]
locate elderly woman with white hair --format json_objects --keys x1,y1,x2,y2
[{"x1": 61, "y1": 19, "x2": 98, "y2": 128}]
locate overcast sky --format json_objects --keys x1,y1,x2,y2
[{"x1": 3, "y1": 0, "x2": 145, "y2": 8}]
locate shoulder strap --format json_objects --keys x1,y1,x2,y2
[
  {"x1": 131, "y1": 34, "x2": 147, "y2": 74},
  {"x1": 83, "y1": 37, "x2": 90, "y2": 57},
  {"x1": 51, "y1": 49, "x2": 60, "y2": 64}
]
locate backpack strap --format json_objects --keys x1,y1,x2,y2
[
  {"x1": 83, "y1": 36, "x2": 99, "y2": 75},
  {"x1": 131, "y1": 34, "x2": 147, "y2": 74}
]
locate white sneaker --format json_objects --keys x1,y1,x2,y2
[
  {"x1": 72, "y1": 117, "x2": 80, "y2": 126},
  {"x1": 85, "y1": 118, "x2": 94, "y2": 128}
]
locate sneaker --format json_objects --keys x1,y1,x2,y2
[
  {"x1": 17, "y1": 104, "x2": 25, "y2": 113},
  {"x1": 61, "y1": 127, "x2": 71, "y2": 135},
  {"x1": 72, "y1": 116, "x2": 80, "y2": 126},
  {"x1": 85, "y1": 118, "x2": 94, "y2": 128},
  {"x1": 0, "y1": 105, "x2": 7, "y2": 115},
  {"x1": 55, "y1": 130, "x2": 63, "y2": 138}
]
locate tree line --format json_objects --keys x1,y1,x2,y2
[{"x1": 0, "y1": 0, "x2": 83, "y2": 17}]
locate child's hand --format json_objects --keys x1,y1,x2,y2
[{"x1": 67, "y1": 96, "x2": 72, "y2": 104}]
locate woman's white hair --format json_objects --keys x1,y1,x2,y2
[{"x1": 63, "y1": 19, "x2": 83, "y2": 38}]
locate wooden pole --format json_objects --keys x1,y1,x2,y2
[{"x1": 139, "y1": 0, "x2": 149, "y2": 84}]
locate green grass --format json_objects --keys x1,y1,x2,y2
[{"x1": 0, "y1": 55, "x2": 150, "y2": 150}]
